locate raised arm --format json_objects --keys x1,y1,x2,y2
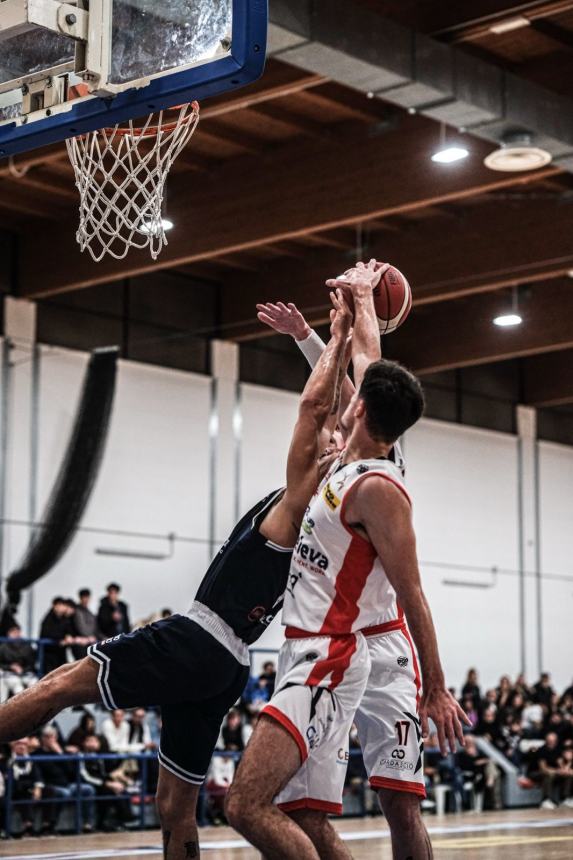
[
  {"x1": 260, "y1": 292, "x2": 351, "y2": 546},
  {"x1": 256, "y1": 301, "x2": 356, "y2": 422},
  {"x1": 327, "y1": 260, "x2": 387, "y2": 389},
  {"x1": 346, "y1": 476, "x2": 471, "y2": 755}
]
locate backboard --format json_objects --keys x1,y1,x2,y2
[{"x1": 0, "y1": 0, "x2": 267, "y2": 156}]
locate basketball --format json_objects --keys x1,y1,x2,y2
[
  {"x1": 334, "y1": 263, "x2": 412, "y2": 334},
  {"x1": 372, "y1": 264, "x2": 412, "y2": 335}
]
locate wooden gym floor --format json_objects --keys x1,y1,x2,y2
[{"x1": 0, "y1": 810, "x2": 572, "y2": 859}]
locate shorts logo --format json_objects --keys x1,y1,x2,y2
[
  {"x1": 247, "y1": 606, "x2": 274, "y2": 626},
  {"x1": 356, "y1": 464, "x2": 369, "y2": 474},
  {"x1": 337, "y1": 748, "x2": 349, "y2": 764},
  {"x1": 397, "y1": 656, "x2": 409, "y2": 667},
  {"x1": 391, "y1": 749, "x2": 406, "y2": 759},
  {"x1": 323, "y1": 482, "x2": 341, "y2": 510},
  {"x1": 305, "y1": 652, "x2": 319, "y2": 662},
  {"x1": 379, "y1": 757, "x2": 414, "y2": 771}
]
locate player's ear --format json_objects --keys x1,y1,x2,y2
[{"x1": 354, "y1": 397, "x2": 366, "y2": 418}]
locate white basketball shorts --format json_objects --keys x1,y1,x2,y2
[
  {"x1": 261, "y1": 630, "x2": 370, "y2": 815},
  {"x1": 355, "y1": 623, "x2": 426, "y2": 797}
]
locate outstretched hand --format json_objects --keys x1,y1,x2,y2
[
  {"x1": 256, "y1": 301, "x2": 310, "y2": 341},
  {"x1": 326, "y1": 259, "x2": 390, "y2": 293},
  {"x1": 420, "y1": 685, "x2": 471, "y2": 756},
  {"x1": 329, "y1": 288, "x2": 353, "y2": 340}
]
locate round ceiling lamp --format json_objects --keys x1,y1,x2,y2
[{"x1": 484, "y1": 132, "x2": 552, "y2": 172}]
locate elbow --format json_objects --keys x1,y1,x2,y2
[{"x1": 299, "y1": 394, "x2": 332, "y2": 422}]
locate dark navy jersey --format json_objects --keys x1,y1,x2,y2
[{"x1": 194, "y1": 489, "x2": 292, "y2": 645}]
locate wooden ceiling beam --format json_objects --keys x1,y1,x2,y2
[
  {"x1": 18, "y1": 116, "x2": 560, "y2": 297},
  {"x1": 440, "y1": 0, "x2": 573, "y2": 42},
  {"x1": 217, "y1": 195, "x2": 573, "y2": 340},
  {"x1": 388, "y1": 279, "x2": 573, "y2": 374}
]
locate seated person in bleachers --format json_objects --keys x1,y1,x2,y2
[
  {"x1": 241, "y1": 674, "x2": 272, "y2": 715},
  {"x1": 0, "y1": 625, "x2": 38, "y2": 699},
  {"x1": 206, "y1": 746, "x2": 236, "y2": 823},
  {"x1": 258, "y1": 660, "x2": 277, "y2": 697},
  {"x1": 8, "y1": 738, "x2": 44, "y2": 835},
  {"x1": 66, "y1": 712, "x2": 97, "y2": 752},
  {"x1": 460, "y1": 694, "x2": 479, "y2": 731},
  {"x1": 79, "y1": 735, "x2": 135, "y2": 829},
  {"x1": 34, "y1": 725, "x2": 96, "y2": 832},
  {"x1": 457, "y1": 735, "x2": 501, "y2": 810},
  {"x1": 101, "y1": 709, "x2": 130, "y2": 753},
  {"x1": 533, "y1": 732, "x2": 571, "y2": 809},
  {"x1": 221, "y1": 709, "x2": 244, "y2": 752}
]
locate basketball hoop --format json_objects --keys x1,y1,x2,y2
[{"x1": 66, "y1": 101, "x2": 200, "y2": 262}]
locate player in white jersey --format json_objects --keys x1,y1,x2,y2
[{"x1": 227, "y1": 265, "x2": 468, "y2": 860}]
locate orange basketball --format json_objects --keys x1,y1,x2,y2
[
  {"x1": 333, "y1": 263, "x2": 412, "y2": 334},
  {"x1": 373, "y1": 264, "x2": 412, "y2": 334}
]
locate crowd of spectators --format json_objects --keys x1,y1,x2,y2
[{"x1": 1, "y1": 592, "x2": 572, "y2": 834}]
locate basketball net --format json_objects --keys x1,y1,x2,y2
[{"x1": 66, "y1": 102, "x2": 200, "y2": 262}]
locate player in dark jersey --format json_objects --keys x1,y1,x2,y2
[{"x1": 0, "y1": 291, "x2": 352, "y2": 860}]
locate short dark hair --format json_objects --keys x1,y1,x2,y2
[
  {"x1": 107, "y1": 583, "x2": 120, "y2": 592},
  {"x1": 358, "y1": 359, "x2": 424, "y2": 443},
  {"x1": 79, "y1": 588, "x2": 91, "y2": 599}
]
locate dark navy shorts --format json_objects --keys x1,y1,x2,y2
[{"x1": 88, "y1": 614, "x2": 249, "y2": 785}]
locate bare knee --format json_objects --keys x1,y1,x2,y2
[
  {"x1": 289, "y1": 809, "x2": 329, "y2": 841},
  {"x1": 156, "y1": 773, "x2": 198, "y2": 830},
  {"x1": 378, "y1": 789, "x2": 422, "y2": 829}
]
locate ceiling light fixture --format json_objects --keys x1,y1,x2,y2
[
  {"x1": 431, "y1": 123, "x2": 469, "y2": 164},
  {"x1": 493, "y1": 286, "x2": 523, "y2": 328},
  {"x1": 140, "y1": 217, "x2": 174, "y2": 235},
  {"x1": 484, "y1": 131, "x2": 552, "y2": 172},
  {"x1": 489, "y1": 16, "x2": 530, "y2": 35}
]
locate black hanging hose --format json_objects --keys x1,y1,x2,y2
[{"x1": 3, "y1": 346, "x2": 119, "y2": 615}]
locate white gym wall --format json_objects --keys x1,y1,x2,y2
[{"x1": 1, "y1": 341, "x2": 572, "y2": 691}]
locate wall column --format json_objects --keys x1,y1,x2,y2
[
  {"x1": 516, "y1": 404, "x2": 542, "y2": 679},
  {"x1": 209, "y1": 340, "x2": 240, "y2": 558},
  {"x1": 1, "y1": 297, "x2": 39, "y2": 633}
]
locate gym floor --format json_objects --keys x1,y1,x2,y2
[{"x1": 0, "y1": 810, "x2": 571, "y2": 859}]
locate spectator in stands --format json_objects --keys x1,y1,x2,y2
[
  {"x1": 457, "y1": 735, "x2": 502, "y2": 810},
  {"x1": 79, "y1": 734, "x2": 135, "y2": 830},
  {"x1": 514, "y1": 672, "x2": 531, "y2": 701},
  {"x1": 533, "y1": 673, "x2": 555, "y2": 710},
  {"x1": 558, "y1": 747, "x2": 573, "y2": 807},
  {"x1": 0, "y1": 624, "x2": 38, "y2": 699},
  {"x1": 259, "y1": 661, "x2": 277, "y2": 697},
  {"x1": 8, "y1": 738, "x2": 44, "y2": 835},
  {"x1": 483, "y1": 688, "x2": 498, "y2": 713},
  {"x1": 522, "y1": 700, "x2": 545, "y2": 739},
  {"x1": 34, "y1": 726, "x2": 96, "y2": 831},
  {"x1": 206, "y1": 748, "x2": 236, "y2": 824},
  {"x1": 500, "y1": 716, "x2": 524, "y2": 767},
  {"x1": 461, "y1": 668, "x2": 481, "y2": 711},
  {"x1": 534, "y1": 731, "x2": 568, "y2": 808},
  {"x1": 242, "y1": 672, "x2": 272, "y2": 715},
  {"x1": 128, "y1": 708, "x2": 155, "y2": 752},
  {"x1": 66, "y1": 712, "x2": 97, "y2": 752},
  {"x1": 222, "y1": 709, "x2": 244, "y2": 752},
  {"x1": 97, "y1": 584, "x2": 130, "y2": 638},
  {"x1": 72, "y1": 589, "x2": 100, "y2": 659},
  {"x1": 496, "y1": 675, "x2": 514, "y2": 715},
  {"x1": 39, "y1": 597, "x2": 74, "y2": 674},
  {"x1": 132, "y1": 607, "x2": 173, "y2": 630},
  {"x1": 476, "y1": 706, "x2": 503, "y2": 748},
  {"x1": 101, "y1": 709, "x2": 130, "y2": 753},
  {"x1": 460, "y1": 695, "x2": 480, "y2": 731}
]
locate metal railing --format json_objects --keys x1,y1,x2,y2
[{"x1": 0, "y1": 637, "x2": 59, "y2": 679}]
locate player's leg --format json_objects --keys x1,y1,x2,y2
[
  {"x1": 0, "y1": 658, "x2": 99, "y2": 742},
  {"x1": 378, "y1": 789, "x2": 433, "y2": 860},
  {"x1": 225, "y1": 714, "x2": 321, "y2": 860},
  {"x1": 156, "y1": 766, "x2": 201, "y2": 860},
  {"x1": 288, "y1": 808, "x2": 353, "y2": 860}
]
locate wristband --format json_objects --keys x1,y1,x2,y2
[{"x1": 295, "y1": 329, "x2": 326, "y2": 369}]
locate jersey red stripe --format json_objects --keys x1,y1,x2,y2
[
  {"x1": 316, "y1": 534, "x2": 376, "y2": 635},
  {"x1": 305, "y1": 634, "x2": 357, "y2": 690}
]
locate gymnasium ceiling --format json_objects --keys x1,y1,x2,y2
[{"x1": 1, "y1": 0, "x2": 573, "y2": 432}]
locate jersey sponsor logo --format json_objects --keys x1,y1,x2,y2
[
  {"x1": 102, "y1": 635, "x2": 123, "y2": 644},
  {"x1": 294, "y1": 537, "x2": 329, "y2": 572},
  {"x1": 322, "y1": 482, "x2": 341, "y2": 510},
  {"x1": 337, "y1": 748, "x2": 350, "y2": 764},
  {"x1": 379, "y1": 756, "x2": 414, "y2": 772},
  {"x1": 391, "y1": 748, "x2": 406, "y2": 759},
  {"x1": 302, "y1": 516, "x2": 315, "y2": 535}
]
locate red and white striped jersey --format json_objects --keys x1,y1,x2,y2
[{"x1": 282, "y1": 453, "x2": 411, "y2": 636}]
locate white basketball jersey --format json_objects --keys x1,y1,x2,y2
[{"x1": 282, "y1": 452, "x2": 411, "y2": 636}]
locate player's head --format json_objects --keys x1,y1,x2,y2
[{"x1": 342, "y1": 359, "x2": 424, "y2": 444}]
